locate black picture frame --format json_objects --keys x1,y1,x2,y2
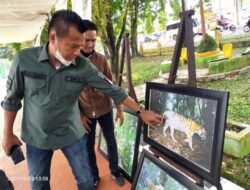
[
  {"x1": 143, "y1": 82, "x2": 229, "y2": 187},
  {"x1": 131, "y1": 149, "x2": 204, "y2": 190},
  {"x1": 98, "y1": 107, "x2": 142, "y2": 182}
]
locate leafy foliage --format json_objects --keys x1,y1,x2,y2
[
  {"x1": 139, "y1": 0, "x2": 168, "y2": 34},
  {"x1": 40, "y1": 19, "x2": 49, "y2": 45},
  {"x1": 10, "y1": 43, "x2": 21, "y2": 52},
  {"x1": 170, "y1": 0, "x2": 181, "y2": 21},
  {"x1": 196, "y1": 33, "x2": 218, "y2": 53},
  {"x1": 40, "y1": 5, "x2": 55, "y2": 45},
  {"x1": 67, "y1": 0, "x2": 72, "y2": 11},
  {"x1": 158, "y1": 9, "x2": 168, "y2": 31},
  {"x1": 92, "y1": 0, "x2": 130, "y2": 77}
]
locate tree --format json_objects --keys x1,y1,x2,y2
[
  {"x1": 10, "y1": 43, "x2": 21, "y2": 52},
  {"x1": 170, "y1": 0, "x2": 181, "y2": 21},
  {"x1": 92, "y1": 0, "x2": 131, "y2": 78},
  {"x1": 40, "y1": 5, "x2": 56, "y2": 45},
  {"x1": 199, "y1": 0, "x2": 206, "y2": 40},
  {"x1": 130, "y1": 0, "x2": 139, "y2": 57},
  {"x1": 67, "y1": 0, "x2": 72, "y2": 11},
  {"x1": 130, "y1": 0, "x2": 167, "y2": 57}
]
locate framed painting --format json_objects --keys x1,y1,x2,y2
[
  {"x1": 98, "y1": 107, "x2": 142, "y2": 182},
  {"x1": 143, "y1": 82, "x2": 229, "y2": 187},
  {"x1": 131, "y1": 149, "x2": 203, "y2": 190}
]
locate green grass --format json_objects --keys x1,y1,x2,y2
[
  {"x1": 128, "y1": 55, "x2": 250, "y2": 189},
  {"x1": 221, "y1": 154, "x2": 250, "y2": 189},
  {"x1": 130, "y1": 56, "x2": 166, "y2": 86},
  {"x1": 129, "y1": 55, "x2": 250, "y2": 125},
  {"x1": 199, "y1": 72, "x2": 250, "y2": 125}
]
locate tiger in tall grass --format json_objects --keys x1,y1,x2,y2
[{"x1": 162, "y1": 110, "x2": 207, "y2": 150}]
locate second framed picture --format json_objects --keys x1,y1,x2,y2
[
  {"x1": 144, "y1": 82, "x2": 229, "y2": 187},
  {"x1": 132, "y1": 149, "x2": 203, "y2": 190},
  {"x1": 98, "y1": 107, "x2": 142, "y2": 182}
]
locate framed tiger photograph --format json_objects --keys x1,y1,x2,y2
[
  {"x1": 143, "y1": 82, "x2": 229, "y2": 188},
  {"x1": 98, "y1": 107, "x2": 142, "y2": 182},
  {"x1": 131, "y1": 149, "x2": 203, "y2": 190}
]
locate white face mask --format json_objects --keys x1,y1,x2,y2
[{"x1": 54, "y1": 40, "x2": 73, "y2": 66}]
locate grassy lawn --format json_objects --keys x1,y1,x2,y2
[
  {"x1": 200, "y1": 73, "x2": 250, "y2": 189},
  {"x1": 129, "y1": 55, "x2": 249, "y2": 189},
  {"x1": 130, "y1": 55, "x2": 250, "y2": 125},
  {"x1": 130, "y1": 55, "x2": 166, "y2": 86},
  {"x1": 221, "y1": 154, "x2": 250, "y2": 189},
  {"x1": 200, "y1": 72, "x2": 250, "y2": 125}
]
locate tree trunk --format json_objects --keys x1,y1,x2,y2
[
  {"x1": 130, "y1": 0, "x2": 139, "y2": 58},
  {"x1": 106, "y1": 0, "x2": 130, "y2": 79},
  {"x1": 199, "y1": 0, "x2": 206, "y2": 41},
  {"x1": 101, "y1": 39, "x2": 110, "y2": 59},
  {"x1": 105, "y1": 11, "x2": 118, "y2": 78},
  {"x1": 110, "y1": 52, "x2": 119, "y2": 79},
  {"x1": 93, "y1": 0, "x2": 130, "y2": 79},
  {"x1": 234, "y1": 0, "x2": 239, "y2": 25}
]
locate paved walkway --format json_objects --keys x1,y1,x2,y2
[{"x1": 0, "y1": 142, "x2": 131, "y2": 190}]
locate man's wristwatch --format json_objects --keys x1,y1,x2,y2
[{"x1": 136, "y1": 105, "x2": 145, "y2": 115}]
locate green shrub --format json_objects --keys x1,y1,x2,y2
[
  {"x1": 160, "y1": 61, "x2": 171, "y2": 73},
  {"x1": 196, "y1": 34, "x2": 218, "y2": 53},
  {"x1": 195, "y1": 54, "x2": 220, "y2": 68},
  {"x1": 209, "y1": 56, "x2": 250, "y2": 74}
]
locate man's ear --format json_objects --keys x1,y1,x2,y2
[{"x1": 49, "y1": 31, "x2": 56, "y2": 45}]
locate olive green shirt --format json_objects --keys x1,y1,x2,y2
[{"x1": 1, "y1": 44, "x2": 128, "y2": 150}]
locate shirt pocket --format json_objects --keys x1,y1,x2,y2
[
  {"x1": 64, "y1": 76, "x2": 85, "y2": 92},
  {"x1": 23, "y1": 71, "x2": 46, "y2": 98}
]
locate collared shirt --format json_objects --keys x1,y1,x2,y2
[
  {"x1": 1, "y1": 44, "x2": 128, "y2": 150},
  {"x1": 78, "y1": 51, "x2": 122, "y2": 118}
]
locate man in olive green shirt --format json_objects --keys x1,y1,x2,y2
[{"x1": 1, "y1": 10, "x2": 163, "y2": 190}]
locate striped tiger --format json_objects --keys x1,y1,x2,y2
[{"x1": 162, "y1": 110, "x2": 206, "y2": 150}]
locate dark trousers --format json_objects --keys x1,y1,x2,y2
[
  {"x1": 86, "y1": 111, "x2": 119, "y2": 180},
  {"x1": 26, "y1": 136, "x2": 94, "y2": 190}
]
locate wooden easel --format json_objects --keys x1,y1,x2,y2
[
  {"x1": 118, "y1": 33, "x2": 138, "y2": 103},
  {"x1": 168, "y1": 10, "x2": 197, "y2": 87},
  {"x1": 166, "y1": 9, "x2": 223, "y2": 190}
]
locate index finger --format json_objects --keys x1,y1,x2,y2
[{"x1": 154, "y1": 114, "x2": 164, "y2": 123}]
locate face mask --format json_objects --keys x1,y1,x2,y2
[{"x1": 54, "y1": 40, "x2": 73, "y2": 66}]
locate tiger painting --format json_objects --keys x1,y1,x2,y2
[{"x1": 162, "y1": 110, "x2": 207, "y2": 150}]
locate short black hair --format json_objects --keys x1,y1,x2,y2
[
  {"x1": 48, "y1": 10, "x2": 85, "y2": 37},
  {"x1": 82, "y1": 19, "x2": 98, "y2": 33}
]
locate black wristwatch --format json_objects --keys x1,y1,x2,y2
[
  {"x1": 136, "y1": 105, "x2": 145, "y2": 115},
  {"x1": 136, "y1": 109, "x2": 142, "y2": 115}
]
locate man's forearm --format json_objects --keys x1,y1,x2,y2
[
  {"x1": 121, "y1": 96, "x2": 139, "y2": 112},
  {"x1": 116, "y1": 104, "x2": 123, "y2": 112},
  {"x1": 3, "y1": 111, "x2": 17, "y2": 135}
]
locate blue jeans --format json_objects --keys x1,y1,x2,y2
[
  {"x1": 26, "y1": 135, "x2": 94, "y2": 190},
  {"x1": 87, "y1": 111, "x2": 119, "y2": 180}
]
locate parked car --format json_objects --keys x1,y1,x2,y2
[{"x1": 144, "y1": 33, "x2": 161, "y2": 42}]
